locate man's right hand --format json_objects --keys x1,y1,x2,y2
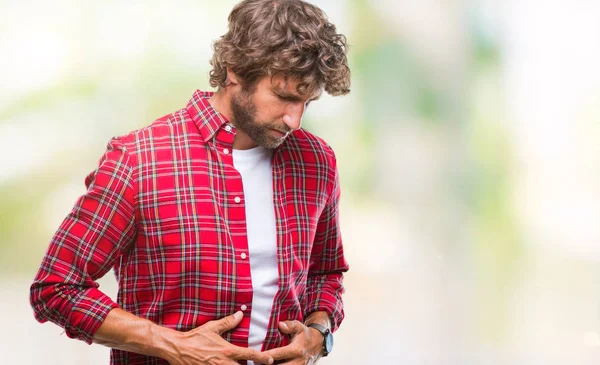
[
  {"x1": 93, "y1": 308, "x2": 273, "y2": 365},
  {"x1": 165, "y1": 311, "x2": 274, "y2": 365}
]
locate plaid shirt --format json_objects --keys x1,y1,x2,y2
[{"x1": 30, "y1": 90, "x2": 349, "y2": 364}]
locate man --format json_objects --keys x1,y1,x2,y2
[{"x1": 30, "y1": 0, "x2": 350, "y2": 364}]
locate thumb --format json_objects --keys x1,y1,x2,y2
[
  {"x1": 208, "y1": 311, "x2": 244, "y2": 334},
  {"x1": 278, "y1": 320, "x2": 301, "y2": 335}
]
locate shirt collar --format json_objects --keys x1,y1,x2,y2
[{"x1": 185, "y1": 90, "x2": 230, "y2": 143}]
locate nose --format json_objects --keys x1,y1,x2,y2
[{"x1": 282, "y1": 101, "x2": 306, "y2": 131}]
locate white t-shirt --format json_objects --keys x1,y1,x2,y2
[{"x1": 232, "y1": 146, "x2": 279, "y2": 363}]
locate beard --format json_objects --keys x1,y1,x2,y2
[{"x1": 230, "y1": 90, "x2": 291, "y2": 149}]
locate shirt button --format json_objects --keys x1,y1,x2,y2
[
  {"x1": 241, "y1": 304, "x2": 248, "y2": 311},
  {"x1": 223, "y1": 148, "x2": 230, "y2": 155},
  {"x1": 225, "y1": 125, "x2": 232, "y2": 132},
  {"x1": 240, "y1": 253, "x2": 247, "y2": 259},
  {"x1": 234, "y1": 196, "x2": 241, "y2": 203}
]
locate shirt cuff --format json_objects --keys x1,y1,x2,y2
[
  {"x1": 65, "y1": 288, "x2": 120, "y2": 344},
  {"x1": 302, "y1": 273, "x2": 345, "y2": 332}
]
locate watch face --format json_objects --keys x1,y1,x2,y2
[{"x1": 325, "y1": 332, "x2": 334, "y2": 354}]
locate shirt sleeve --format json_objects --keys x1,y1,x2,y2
[
  {"x1": 302, "y1": 155, "x2": 349, "y2": 332},
  {"x1": 29, "y1": 137, "x2": 137, "y2": 344}
]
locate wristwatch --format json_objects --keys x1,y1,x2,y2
[{"x1": 306, "y1": 323, "x2": 333, "y2": 357}]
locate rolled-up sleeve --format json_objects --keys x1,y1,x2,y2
[
  {"x1": 302, "y1": 155, "x2": 349, "y2": 332},
  {"x1": 30, "y1": 137, "x2": 137, "y2": 344}
]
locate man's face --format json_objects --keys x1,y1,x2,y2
[{"x1": 230, "y1": 74, "x2": 321, "y2": 149}]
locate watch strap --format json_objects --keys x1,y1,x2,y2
[
  {"x1": 306, "y1": 323, "x2": 331, "y2": 356},
  {"x1": 306, "y1": 323, "x2": 328, "y2": 335}
]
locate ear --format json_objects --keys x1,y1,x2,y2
[{"x1": 226, "y1": 68, "x2": 240, "y2": 86}]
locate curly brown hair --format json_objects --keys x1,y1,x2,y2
[{"x1": 209, "y1": 0, "x2": 350, "y2": 96}]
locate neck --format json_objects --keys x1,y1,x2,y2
[{"x1": 208, "y1": 88, "x2": 257, "y2": 150}]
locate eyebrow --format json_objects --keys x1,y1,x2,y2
[{"x1": 274, "y1": 88, "x2": 322, "y2": 102}]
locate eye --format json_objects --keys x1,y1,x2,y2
[{"x1": 279, "y1": 95, "x2": 296, "y2": 102}]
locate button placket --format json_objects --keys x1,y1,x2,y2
[{"x1": 214, "y1": 135, "x2": 251, "y2": 325}]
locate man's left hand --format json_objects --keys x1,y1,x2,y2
[{"x1": 263, "y1": 320, "x2": 323, "y2": 365}]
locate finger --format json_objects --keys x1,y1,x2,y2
[
  {"x1": 264, "y1": 343, "x2": 302, "y2": 360},
  {"x1": 278, "y1": 320, "x2": 303, "y2": 335},
  {"x1": 204, "y1": 311, "x2": 244, "y2": 334},
  {"x1": 230, "y1": 346, "x2": 274, "y2": 364}
]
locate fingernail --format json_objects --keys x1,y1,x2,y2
[
  {"x1": 279, "y1": 321, "x2": 288, "y2": 329},
  {"x1": 234, "y1": 311, "x2": 242, "y2": 319},
  {"x1": 268, "y1": 358, "x2": 274, "y2": 365}
]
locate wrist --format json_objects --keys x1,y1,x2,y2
[
  {"x1": 148, "y1": 322, "x2": 181, "y2": 362},
  {"x1": 304, "y1": 311, "x2": 331, "y2": 330},
  {"x1": 306, "y1": 323, "x2": 333, "y2": 357}
]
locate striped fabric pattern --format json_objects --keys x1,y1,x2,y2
[{"x1": 30, "y1": 90, "x2": 349, "y2": 365}]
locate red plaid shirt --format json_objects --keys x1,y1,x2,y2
[{"x1": 30, "y1": 90, "x2": 349, "y2": 364}]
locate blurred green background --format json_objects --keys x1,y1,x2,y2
[{"x1": 1, "y1": 0, "x2": 600, "y2": 364}]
